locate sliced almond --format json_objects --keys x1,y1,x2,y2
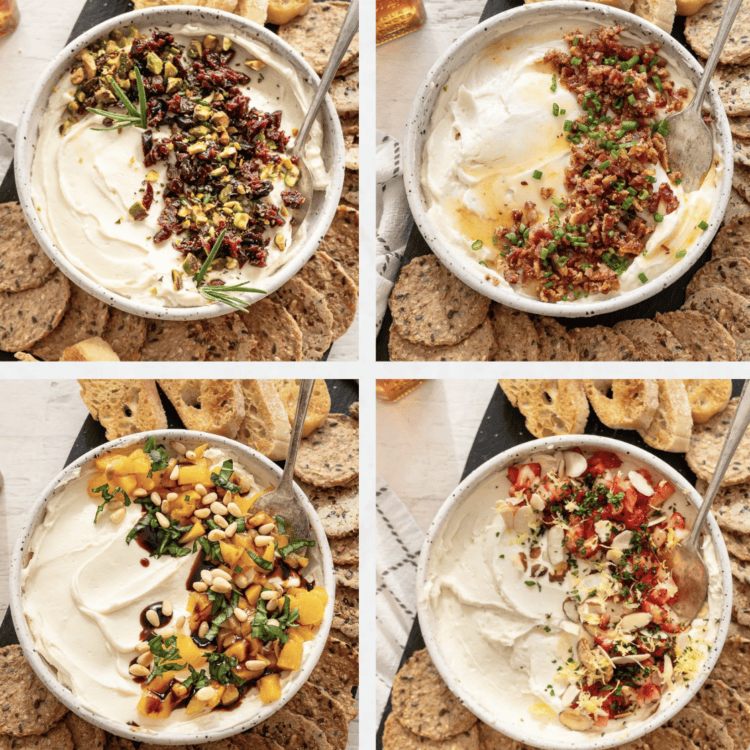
[
  {"x1": 563, "y1": 597, "x2": 581, "y2": 622},
  {"x1": 564, "y1": 451, "x2": 588, "y2": 478},
  {"x1": 629, "y1": 470, "x2": 655, "y2": 496},
  {"x1": 619, "y1": 612, "x2": 653, "y2": 632},
  {"x1": 547, "y1": 526, "x2": 566, "y2": 566},
  {"x1": 559, "y1": 709, "x2": 593, "y2": 731}
]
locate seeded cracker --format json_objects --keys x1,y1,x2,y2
[
  {"x1": 100, "y1": 307, "x2": 147, "y2": 362},
  {"x1": 297, "y1": 251, "x2": 357, "y2": 341},
  {"x1": 688, "y1": 398, "x2": 750, "y2": 484},
  {"x1": 475, "y1": 723, "x2": 518, "y2": 750},
  {"x1": 0, "y1": 271, "x2": 69, "y2": 352},
  {"x1": 0, "y1": 203, "x2": 56, "y2": 293},
  {"x1": 696, "y1": 478, "x2": 750, "y2": 532},
  {"x1": 30, "y1": 284, "x2": 109, "y2": 361},
  {"x1": 0, "y1": 722, "x2": 74, "y2": 750},
  {"x1": 389, "y1": 319, "x2": 494, "y2": 361},
  {"x1": 252, "y1": 708, "x2": 331, "y2": 749},
  {"x1": 724, "y1": 188, "x2": 750, "y2": 223},
  {"x1": 487, "y1": 303, "x2": 540, "y2": 361},
  {"x1": 683, "y1": 286, "x2": 750, "y2": 359},
  {"x1": 299, "y1": 480, "x2": 359, "y2": 537},
  {"x1": 277, "y1": 2, "x2": 358, "y2": 76},
  {"x1": 235, "y1": 737, "x2": 284, "y2": 750},
  {"x1": 140, "y1": 319, "x2": 207, "y2": 361},
  {"x1": 614, "y1": 319, "x2": 690, "y2": 361},
  {"x1": 336, "y1": 564, "x2": 358, "y2": 589},
  {"x1": 734, "y1": 165, "x2": 750, "y2": 205},
  {"x1": 201, "y1": 314, "x2": 256, "y2": 361},
  {"x1": 64, "y1": 713, "x2": 105, "y2": 750},
  {"x1": 383, "y1": 714, "x2": 481, "y2": 750},
  {"x1": 284, "y1": 683, "x2": 350, "y2": 750},
  {"x1": 330, "y1": 534, "x2": 358, "y2": 565},
  {"x1": 308, "y1": 639, "x2": 358, "y2": 723},
  {"x1": 640, "y1": 727, "x2": 699, "y2": 750},
  {"x1": 344, "y1": 135, "x2": 359, "y2": 171},
  {"x1": 712, "y1": 64, "x2": 750, "y2": 115},
  {"x1": 330, "y1": 70, "x2": 358, "y2": 117},
  {"x1": 239, "y1": 298, "x2": 302, "y2": 361},
  {"x1": 390, "y1": 255, "x2": 490, "y2": 346},
  {"x1": 692, "y1": 680, "x2": 750, "y2": 750},
  {"x1": 0, "y1": 646, "x2": 69, "y2": 736},
  {"x1": 711, "y1": 216, "x2": 750, "y2": 259},
  {"x1": 570, "y1": 325, "x2": 638, "y2": 361},
  {"x1": 294, "y1": 413, "x2": 358, "y2": 488},
  {"x1": 730, "y1": 116, "x2": 750, "y2": 139},
  {"x1": 735, "y1": 138, "x2": 750, "y2": 166},
  {"x1": 104, "y1": 736, "x2": 136, "y2": 750},
  {"x1": 392, "y1": 649, "x2": 478, "y2": 740},
  {"x1": 272, "y1": 277, "x2": 333, "y2": 360},
  {"x1": 332, "y1": 584, "x2": 358, "y2": 639},
  {"x1": 655, "y1": 310, "x2": 737, "y2": 361},
  {"x1": 342, "y1": 170, "x2": 358, "y2": 207},
  {"x1": 318, "y1": 206, "x2": 359, "y2": 285},
  {"x1": 685, "y1": 0, "x2": 750, "y2": 65},
  {"x1": 533, "y1": 317, "x2": 579, "y2": 361},
  {"x1": 667, "y1": 706, "x2": 735, "y2": 749}
]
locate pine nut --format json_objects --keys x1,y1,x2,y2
[
  {"x1": 195, "y1": 686, "x2": 216, "y2": 701},
  {"x1": 133, "y1": 488, "x2": 148, "y2": 498},
  {"x1": 211, "y1": 502, "x2": 228, "y2": 516},
  {"x1": 223, "y1": 492, "x2": 233, "y2": 506},
  {"x1": 168, "y1": 458, "x2": 177, "y2": 469},
  {"x1": 270, "y1": 581, "x2": 283, "y2": 593},
  {"x1": 259, "y1": 522, "x2": 276, "y2": 535},
  {"x1": 235, "y1": 574, "x2": 249, "y2": 589},
  {"x1": 245, "y1": 569, "x2": 257, "y2": 583},
  {"x1": 135, "y1": 641, "x2": 150, "y2": 653},
  {"x1": 212, "y1": 569, "x2": 232, "y2": 581},
  {"x1": 267, "y1": 618, "x2": 280, "y2": 628},
  {"x1": 208, "y1": 529, "x2": 226, "y2": 542},
  {"x1": 160, "y1": 626, "x2": 175, "y2": 638},
  {"x1": 162, "y1": 599, "x2": 173, "y2": 617},
  {"x1": 176, "y1": 615, "x2": 186, "y2": 629},
  {"x1": 195, "y1": 483, "x2": 208, "y2": 497},
  {"x1": 227, "y1": 502, "x2": 242, "y2": 517},
  {"x1": 211, "y1": 578, "x2": 232, "y2": 594},
  {"x1": 185, "y1": 449, "x2": 196, "y2": 460},
  {"x1": 266, "y1": 598, "x2": 278, "y2": 612},
  {"x1": 260, "y1": 590, "x2": 279, "y2": 600},
  {"x1": 172, "y1": 441, "x2": 187, "y2": 455},
  {"x1": 156, "y1": 512, "x2": 170, "y2": 529},
  {"x1": 198, "y1": 621, "x2": 210, "y2": 638},
  {"x1": 245, "y1": 659, "x2": 266, "y2": 670},
  {"x1": 170, "y1": 465, "x2": 180, "y2": 481},
  {"x1": 146, "y1": 610, "x2": 160, "y2": 627},
  {"x1": 167, "y1": 492, "x2": 178, "y2": 502},
  {"x1": 214, "y1": 514, "x2": 229, "y2": 529},
  {"x1": 110, "y1": 508, "x2": 126, "y2": 524},
  {"x1": 203, "y1": 492, "x2": 218, "y2": 506},
  {"x1": 225, "y1": 522, "x2": 237, "y2": 538},
  {"x1": 109, "y1": 500, "x2": 124, "y2": 512},
  {"x1": 105, "y1": 465, "x2": 117, "y2": 481},
  {"x1": 150, "y1": 492, "x2": 162, "y2": 505},
  {"x1": 254, "y1": 535, "x2": 274, "y2": 546},
  {"x1": 194, "y1": 508, "x2": 211, "y2": 519},
  {"x1": 193, "y1": 581, "x2": 208, "y2": 593},
  {"x1": 137, "y1": 652, "x2": 153, "y2": 666},
  {"x1": 201, "y1": 570, "x2": 214, "y2": 585},
  {"x1": 130, "y1": 664, "x2": 150, "y2": 677},
  {"x1": 234, "y1": 607, "x2": 248, "y2": 622}
]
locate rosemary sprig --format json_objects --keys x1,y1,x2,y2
[
  {"x1": 87, "y1": 67, "x2": 148, "y2": 131},
  {"x1": 192, "y1": 229, "x2": 266, "y2": 311}
]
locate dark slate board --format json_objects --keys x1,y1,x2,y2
[
  {"x1": 375, "y1": 0, "x2": 714, "y2": 361},
  {"x1": 0, "y1": 378, "x2": 358, "y2": 645},
  {"x1": 375, "y1": 379, "x2": 744, "y2": 746}
]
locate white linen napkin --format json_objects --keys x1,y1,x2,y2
[{"x1": 0, "y1": 121, "x2": 15, "y2": 184}]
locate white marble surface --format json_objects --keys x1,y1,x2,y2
[
  {"x1": 377, "y1": 379, "x2": 497, "y2": 533},
  {"x1": 377, "y1": 0, "x2": 485, "y2": 140}
]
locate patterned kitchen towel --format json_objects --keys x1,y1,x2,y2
[
  {"x1": 376, "y1": 475, "x2": 425, "y2": 720},
  {"x1": 0, "y1": 121, "x2": 15, "y2": 182},
  {"x1": 376, "y1": 131, "x2": 413, "y2": 332}
]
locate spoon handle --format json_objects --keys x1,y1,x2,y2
[
  {"x1": 276, "y1": 380, "x2": 316, "y2": 495},
  {"x1": 692, "y1": 0, "x2": 744, "y2": 111},
  {"x1": 294, "y1": 0, "x2": 359, "y2": 155},
  {"x1": 690, "y1": 380, "x2": 750, "y2": 546}
]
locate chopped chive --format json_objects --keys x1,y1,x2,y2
[
  {"x1": 506, "y1": 232, "x2": 518, "y2": 244},
  {"x1": 577, "y1": 123, "x2": 589, "y2": 133},
  {"x1": 627, "y1": 187, "x2": 637, "y2": 196},
  {"x1": 598, "y1": 159, "x2": 611, "y2": 171},
  {"x1": 638, "y1": 272, "x2": 648, "y2": 284},
  {"x1": 645, "y1": 175, "x2": 656, "y2": 183},
  {"x1": 471, "y1": 239, "x2": 483, "y2": 251},
  {"x1": 560, "y1": 108, "x2": 566, "y2": 115},
  {"x1": 639, "y1": 65, "x2": 647, "y2": 73},
  {"x1": 652, "y1": 74, "x2": 663, "y2": 93},
  {"x1": 638, "y1": 189, "x2": 649, "y2": 200},
  {"x1": 653, "y1": 212, "x2": 664, "y2": 223},
  {"x1": 622, "y1": 120, "x2": 638, "y2": 131},
  {"x1": 563, "y1": 119, "x2": 573, "y2": 132},
  {"x1": 552, "y1": 103, "x2": 560, "y2": 117},
  {"x1": 675, "y1": 177, "x2": 683, "y2": 185},
  {"x1": 613, "y1": 97, "x2": 624, "y2": 109},
  {"x1": 628, "y1": 94, "x2": 636, "y2": 106},
  {"x1": 649, "y1": 56, "x2": 660, "y2": 68},
  {"x1": 550, "y1": 74, "x2": 557, "y2": 92},
  {"x1": 478, "y1": 260, "x2": 487, "y2": 267},
  {"x1": 622, "y1": 197, "x2": 635, "y2": 211},
  {"x1": 621, "y1": 55, "x2": 639, "y2": 71},
  {"x1": 699, "y1": 220, "x2": 709, "y2": 230},
  {"x1": 571, "y1": 56, "x2": 582, "y2": 66},
  {"x1": 676, "y1": 249, "x2": 687, "y2": 258},
  {"x1": 533, "y1": 170, "x2": 543, "y2": 180}
]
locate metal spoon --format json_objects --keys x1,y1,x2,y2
[
  {"x1": 288, "y1": 0, "x2": 359, "y2": 234},
  {"x1": 668, "y1": 380, "x2": 750, "y2": 622},
  {"x1": 664, "y1": 0, "x2": 743, "y2": 192}
]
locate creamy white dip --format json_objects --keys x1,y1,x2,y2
[
  {"x1": 31, "y1": 24, "x2": 330, "y2": 307},
  {"x1": 20, "y1": 447, "x2": 319, "y2": 736},
  {"x1": 420, "y1": 450, "x2": 722, "y2": 744},
  {"x1": 421, "y1": 22, "x2": 721, "y2": 303}
]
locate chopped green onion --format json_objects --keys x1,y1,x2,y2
[
  {"x1": 478, "y1": 260, "x2": 488, "y2": 267},
  {"x1": 572, "y1": 37, "x2": 579, "y2": 45},
  {"x1": 622, "y1": 120, "x2": 638, "y2": 131},
  {"x1": 598, "y1": 160, "x2": 611, "y2": 171},
  {"x1": 552, "y1": 103, "x2": 560, "y2": 117},
  {"x1": 506, "y1": 232, "x2": 518, "y2": 244},
  {"x1": 471, "y1": 239, "x2": 483, "y2": 251},
  {"x1": 676, "y1": 249, "x2": 687, "y2": 258},
  {"x1": 638, "y1": 272, "x2": 648, "y2": 284},
  {"x1": 652, "y1": 74, "x2": 663, "y2": 93},
  {"x1": 645, "y1": 175, "x2": 656, "y2": 183},
  {"x1": 675, "y1": 177, "x2": 683, "y2": 185},
  {"x1": 621, "y1": 55, "x2": 640, "y2": 71},
  {"x1": 613, "y1": 97, "x2": 624, "y2": 109},
  {"x1": 571, "y1": 57, "x2": 582, "y2": 66},
  {"x1": 628, "y1": 94, "x2": 636, "y2": 106},
  {"x1": 533, "y1": 170, "x2": 543, "y2": 180},
  {"x1": 578, "y1": 123, "x2": 589, "y2": 133},
  {"x1": 622, "y1": 197, "x2": 635, "y2": 211},
  {"x1": 649, "y1": 56, "x2": 660, "y2": 68},
  {"x1": 699, "y1": 220, "x2": 709, "y2": 230},
  {"x1": 550, "y1": 74, "x2": 557, "y2": 92},
  {"x1": 653, "y1": 212, "x2": 664, "y2": 223},
  {"x1": 563, "y1": 120, "x2": 573, "y2": 132}
]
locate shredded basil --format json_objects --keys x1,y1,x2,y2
[
  {"x1": 278, "y1": 539, "x2": 316, "y2": 559},
  {"x1": 144, "y1": 436, "x2": 169, "y2": 477},
  {"x1": 210, "y1": 459, "x2": 242, "y2": 493},
  {"x1": 146, "y1": 635, "x2": 186, "y2": 684},
  {"x1": 93, "y1": 484, "x2": 131, "y2": 523},
  {"x1": 248, "y1": 550, "x2": 273, "y2": 571}
]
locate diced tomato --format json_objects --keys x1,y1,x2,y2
[
  {"x1": 586, "y1": 450, "x2": 623, "y2": 477},
  {"x1": 508, "y1": 465, "x2": 519, "y2": 484},
  {"x1": 636, "y1": 683, "x2": 661, "y2": 706},
  {"x1": 666, "y1": 512, "x2": 686, "y2": 531},
  {"x1": 652, "y1": 479, "x2": 676, "y2": 507},
  {"x1": 593, "y1": 714, "x2": 609, "y2": 728},
  {"x1": 508, "y1": 463, "x2": 541, "y2": 490}
]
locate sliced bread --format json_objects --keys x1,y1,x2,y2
[
  {"x1": 683, "y1": 380, "x2": 733, "y2": 424},
  {"x1": 634, "y1": 0, "x2": 676, "y2": 32},
  {"x1": 637, "y1": 380, "x2": 693, "y2": 452},
  {"x1": 78, "y1": 380, "x2": 167, "y2": 440},
  {"x1": 61, "y1": 337, "x2": 120, "y2": 362},
  {"x1": 272, "y1": 379, "x2": 331, "y2": 437},
  {"x1": 157, "y1": 380, "x2": 245, "y2": 439},
  {"x1": 499, "y1": 380, "x2": 589, "y2": 438},
  {"x1": 236, "y1": 380, "x2": 292, "y2": 460},
  {"x1": 583, "y1": 380, "x2": 659, "y2": 430}
]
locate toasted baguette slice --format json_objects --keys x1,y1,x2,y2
[
  {"x1": 683, "y1": 380, "x2": 733, "y2": 424},
  {"x1": 61, "y1": 337, "x2": 120, "y2": 362},
  {"x1": 158, "y1": 380, "x2": 245, "y2": 439},
  {"x1": 499, "y1": 380, "x2": 589, "y2": 438},
  {"x1": 237, "y1": 0, "x2": 269, "y2": 22},
  {"x1": 266, "y1": 0, "x2": 310, "y2": 24},
  {"x1": 272, "y1": 379, "x2": 331, "y2": 437},
  {"x1": 236, "y1": 380, "x2": 292, "y2": 460},
  {"x1": 637, "y1": 380, "x2": 693, "y2": 452},
  {"x1": 78, "y1": 380, "x2": 167, "y2": 440},
  {"x1": 634, "y1": 0, "x2": 676, "y2": 32},
  {"x1": 583, "y1": 380, "x2": 659, "y2": 431}
]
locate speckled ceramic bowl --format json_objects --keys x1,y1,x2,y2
[
  {"x1": 9, "y1": 430, "x2": 334, "y2": 746},
  {"x1": 15, "y1": 7, "x2": 345, "y2": 321},
  {"x1": 403, "y1": 2, "x2": 733, "y2": 318},
  {"x1": 416, "y1": 435, "x2": 732, "y2": 750}
]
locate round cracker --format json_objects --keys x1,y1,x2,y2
[
  {"x1": 724, "y1": 188, "x2": 750, "y2": 224},
  {"x1": 0, "y1": 271, "x2": 70, "y2": 352},
  {"x1": 390, "y1": 255, "x2": 490, "y2": 346},
  {"x1": 30, "y1": 284, "x2": 109, "y2": 361},
  {"x1": 294, "y1": 413, "x2": 358, "y2": 488},
  {"x1": 342, "y1": 169, "x2": 358, "y2": 207},
  {"x1": 392, "y1": 649, "x2": 478, "y2": 740},
  {"x1": 640, "y1": 727, "x2": 699, "y2": 750},
  {"x1": 731, "y1": 116, "x2": 750, "y2": 139},
  {"x1": 685, "y1": 0, "x2": 750, "y2": 65},
  {"x1": 239, "y1": 298, "x2": 302, "y2": 361},
  {"x1": 487, "y1": 303, "x2": 540, "y2": 361},
  {"x1": 712, "y1": 637, "x2": 750, "y2": 693},
  {"x1": 696, "y1": 478, "x2": 750, "y2": 532},
  {"x1": 308, "y1": 638, "x2": 358, "y2": 722},
  {"x1": 389, "y1": 318, "x2": 494, "y2": 361},
  {"x1": 735, "y1": 137, "x2": 750, "y2": 166},
  {"x1": 104, "y1": 736, "x2": 137, "y2": 750},
  {"x1": 235, "y1": 736, "x2": 284, "y2": 750},
  {"x1": 712, "y1": 64, "x2": 750, "y2": 116},
  {"x1": 100, "y1": 307, "x2": 147, "y2": 362},
  {"x1": 140, "y1": 319, "x2": 207, "y2": 362},
  {"x1": 683, "y1": 286, "x2": 750, "y2": 359},
  {"x1": 297, "y1": 251, "x2": 357, "y2": 341},
  {"x1": 734, "y1": 163, "x2": 750, "y2": 206},
  {"x1": 272, "y1": 379, "x2": 330, "y2": 437},
  {"x1": 252, "y1": 708, "x2": 330, "y2": 750},
  {"x1": 693, "y1": 679, "x2": 750, "y2": 750},
  {"x1": 330, "y1": 534, "x2": 358, "y2": 566},
  {"x1": 272, "y1": 276, "x2": 333, "y2": 361},
  {"x1": 0, "y1": 722, "x2": 74, "y2": 750},
  {"x1": 319, "y1": 205, "x2": 359, "y2": 285},
  {"x1": 666, "y1": 706, "x2": 734, "y2": 749},
  {"x1": 476, "y1": 723, "x2": 519, "y2": 750},
  {"x1": 711, "y1": 216, "x2": 750, "y2": 260},
  {"x1": 655, "y1": 310, "x2": 737, "y2": 361},
  {"x1": 0, "y1": 646, "x2": 69, "y2": 737},
  {"x1": 570, "y1": 325, "x2": 639, "y2": 361},
  {"x1": 383, "y1": 715, "x2": 480, "y2": 750},
  {"x1": 336, "y1": 564, "x2": 358, "y2": 590},
  {"x1": 533, "y1": 316, "x2": 578, "y2": 360},
  {"x1": 64, "y1": 713, "x2": 105, "y2": 750},
  {"x1": 332, "y1": 584, "x2": 358, "y2": 639},
  {"x1": 284, "y1": 683, "x2": 349, "y2": 750},
  {"x1": 688, "y1": 397, "x2": 750, "y2": 485},
  {"x1": 614, "y1": 319, "x2": 691, "y2": 360},
  {"x1": 330, "y1": 70, "x2": 358, "y2": 117},
  {"x1": 277, "y1": 2, "x2": 358, "y2": 76},
  {"x1": 299, "y1": 480, "x2": 359, "y2": 537},
  {"x1": 0, "y1": 203, "x2": 57, "y2": 293}
]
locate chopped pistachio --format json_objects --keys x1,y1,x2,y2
[
  {"x1": 166, "y1": 77, "x2": 182, "y2": 94},
  {"x1": 280, "y1": 206, "x2": 289, "y2": 217},
  {"x1": 178, "y1": 206, "x2": 191, "y2": 218},
  {"x1": 94, "y1": 87, "x2": 117, "y2": 104},
  {"x1": 182, "y1": 254, "x2": 201, "y2": 275},
  {"x1": 233, "y1": 212, "x2": 251, "y2": 230},
  {"x1": 146, "y1": 52, "x2": 163, "y2": 75},
  {"x1": 187, "y1": 141, "x2": 207, "y2": 155},
  {"x1": 126, "y1": 25, "x2": 139, "y2": 39},
  {"x1": 114, "y1": 76, "x2": 131, "y2": 91},
  {"x1": 129, "y1": 201, "x2": 148, "y2": 221},
  {"x1": 210, "y1": 165, "x2": 229, "y2": 178},
  {"x1": 110, "y1": 28, "x2": 123, "y2": 42},
  {"x1": 218, "y1": 129, "x2": 231, "y2": 146},
  {"x1": 274, "y1": 233, "x2": 286, "y2": 251},
  {"x1": 106, "y1": 39, "x2": 120, "y2": 54},
  {"x1": 284, "y1": 165, "x2": 300, "y2": 187},
  {"x1": 203, "y1": 34, "x2": 218, "y2": 51},
  {"x1": 194, "y1": 210, "x2": 209, "y2": 225},
  {"x1": 59, "y1": 118, "x2": 75, "y2": 137},
  {"x1": 81, "y1": 52, "x2": 97, "y2": 79},
  {"x1": 193, "y1": 104, "x2": 212, "y2": 122},
  {"x1": 188, "y1": 40, "x2": 202, "y2": 59},
  {"x1": 145, "y1": 170, "x2": 159, "y2": 183},
  {"x1": 70, "y1": 67, "x2": 85, "y2": 85},
  {"x1": 211, "y1": 111, "x2": 230, "y2": 128},
  {"x1": 225, "y1": 257, "x2": 238, "y2": 270},
  {"x1": 67, "y1": 101, "x2": 80, "y2": 116},
  {"x1": 164, "y1": 60, "x2": 178, "y2": 78},
  {"x1": 219, "y1": 146, "x2": 237, "y2": 160},
  {"x1": 222, "y1": 36, "x2": 232, "y2": 51},
  {"x1": 117, "y1": 51, "x2": 131, "y2": 77},
  {"x1": 189, "y1": 125, "x2": 210, "y2": 138},
  {"x1": 281, "y1": 157, "x2": 294, "y2": 170},
  {"x1": 172, "y1": 269, "x2": 183, "y2": 291},
  {"x1": 218, "y1": 185, "x2": 233, "y2": 203},
  {"x1": 245, "y1": 59, "x2": 266, "y2": 71}
]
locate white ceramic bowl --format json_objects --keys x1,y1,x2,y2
[
  {"x1": 416, "y1": 435, "x2": 732, "y2": 750},
  {"x1": 15, "y1": 7, "x2": 345, "y2": 321},
  {"x1": 9, "y1": 430, "x2": 335, "y2": 746},
  {"x1": 403, "y1": 2, "x2": 733, "y2": 318}
]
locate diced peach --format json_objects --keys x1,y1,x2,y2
[
  {"x1": 169, "y1": 492, "x2": 197, "y2": 520},
  {"x1": 178, "y1": 462, "x2": 213, "y2": 487},
  {"x1": 262, "y1": 543, "x2": 275, "y2": 564},
  {"x1": 224, "y1": 640, "x2": 247, "y2": 663},
  {"x1": 187, "y1": 592, "x2": 210, "y2": 614},
  {"x1": 309, "y1": 587, "x2": 329, "y2": 605},
  {"x1": 147, "y1": 670, "x2": 178, "y2": 694},
  {"x1": 87, "y1": 474, "x2": 112, "y2": 498},
  {"x1": 259, "y1": 674, "x2": 281, "y2": 704},
  {"x1": 234, "y1": 494, "x2": 253, "y2": 516},
  {"x1": 120, "y1": 450, "x2": 151, "y2": 476},
  {"x1": 118, "y1": 475, "x2": 138, "y2": 496},
  {"x1": 220, "y1": 541, "x2": 244, "y2": 570},
  {"x1": 245, "y1": 584, "x2": 262, "y2": 607},
  {"x1": 179, "y1": 521, "x2": 205, "y2": 545},
  {"x1": 293, "y1": 591, "x2": 326, "y2": 626},
  {"x1": 185, "y1": 682, "x2": 224, "y2": 715},
  {"x1": 276, "y1": 534, "x2": 289, "y2": 548},
  {"x1": 297, "y1": 556, "x2": 309, "y2": 568},
  {"x1": 175, "y1": 633, "x2": 206, "y2": 669},
  {"x1": 193, "y1": 443, "x2": 209, "y2": 459},
  {"x1": 294, "y1": 626, "x2": 316, "y2": 642},
  {"x1": 277, "y1": 640, "x2": 303, "y2": 671},
  {"x1": 137, "y1": 691, "x2": 172, "y2": 718}
]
